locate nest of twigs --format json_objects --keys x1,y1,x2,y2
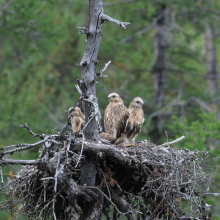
[{"x1": 0, "y1": 135, "x2": 212, "y2": 220}]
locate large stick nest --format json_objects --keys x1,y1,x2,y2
[{"x1": 0, "y1": 135, "x2": 212, "y2": 220}]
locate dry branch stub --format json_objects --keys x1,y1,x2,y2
[{"x1": 0, "y1": 127, "x2": 213, "y2": 219}]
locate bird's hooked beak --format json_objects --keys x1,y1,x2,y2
[{"x1": 107, "y1": 96, "x2": 110, "y2": 100}]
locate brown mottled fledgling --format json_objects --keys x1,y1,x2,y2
[
  {"x1": 115, "y1": 97, "x2": 144, "y2": 145},
  {"x1": 104, "y1": 93, "x2": 127, "y2": 137},
  {"x1": 68, "y1": 107, "x2": 85, "y2": 134}
]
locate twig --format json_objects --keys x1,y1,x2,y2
[
  {"x1": 66, "y1": 131, "x2": 79, "y2": 157},
  {"x1": 66, "y1": 131, "x2": 72, "y2": 157},
  {"x1": 103, "y1": 174, "x2": 111, "y2": 201},
  {"x1": 97, "y1": 61, "x2": 111, "y2": 77},
  {"x1": 86, "y1": 186, "x2": 132, "y2": 215},
  {"x1": 164, "y1": 130, "x2": 171, "y2": 148},
  {"x1": 77, "y1": 27, "x2": 89, "y2": 34},
  {"x1": 0, "y1": 136, "x2": 50, "y2": 152},
  {"x1": 20, "y1": 122, "x2": 44, "y2": 139},
  {"x1": 53, "y1": 146, "x2": 64, "y2": 220},
  {"x1": 101, "y1": 13, "x2": 131, "y2": 29},
  {"x1": 124, "y1": 191, "x2": 151, "y2": 214},
  {"x1": 74, "y1": 131, "x2": 85, "y2": 168},
  {"x1": 75, "y1": 85, "x2": 83, "y2": 96},
  {"x1": 44, "y1": 181, "x2": 47, "y2": 202},
  {"x1": 0, "y1": 136, "x2": 61, "y2": 157},
  {"x1": 41, "y1": 177, "x2": 55, "y2": 181},
  {"x1": 0, "y1": 158, "x2": 45, "y2": 165},
  {"x1": 0, "y1": 166, "x2": 4, "y2": 187},
  {"x1": 157, "y1": 136, "x2": 185, "y2": 147}
]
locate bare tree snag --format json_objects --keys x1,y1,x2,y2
[
  {"x1": 152, "y1": 4, "x2": 166, "y2": 132},
  {"x1": 76, "y1": 4, "x2": 130, "y2": 216},
  {"x1": 204, "y1": 23, "x2": 218, "y2": 96},
  {"x1": 78, "y1": 0, "x2": 130, "y2": 142}
]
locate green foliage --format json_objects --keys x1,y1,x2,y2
[
  {"x1": 169, "y1": 112, "x2": 220, "y2": 151},
  {"x1": 169, "y1": 112, "x2": 220, "y2": 217},
  {"x1": 1, "y1": 0, "x2": 220, "y2": 218}
]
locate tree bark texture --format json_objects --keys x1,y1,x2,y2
[
  {"x1": 79, "y1": 0, "x2": 104, "y2": 141},
  {"x1": 152, "y1": 5, "x2": 166, "y2": 131},
  {"x1": 78, "y1": 2, "x2": 104, "y2": 213},
  {"x1": 76, "y1": 1, "x2": 131, "y2": 218},
  {"x1": 205, "y1": 23, "x2": 218, "y2": 96}
]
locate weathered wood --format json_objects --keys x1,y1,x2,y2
[
  {"x1": 79, "y1": 152, "x2": 98, "y2": 186},
  {"x1": 111, "y1": 190, "x2": 137, "y2": 220},
  {"x1": 76, "y1": 1, "x2": 131, "y2": 219},
  {"x1": 1, "y1": 130, "x2": 212, "y2": 220},
  {"x1": 79, "y1": 0, "x2": 130, "y2": 142},
  {"x1": 79, "y1": 0, "x2": 104, "y2": 141}
]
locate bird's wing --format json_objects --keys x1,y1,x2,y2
[
  {"x1": 104, "y1": 103, "x2": 127, "y2": 135},
  {"x1": 81, "y1": 118, "x2": 85, "y2": 130},
  {"x1": 128, "y1": 108, "x2": 144, "y2": 140},
  {"x1": 99, "y1": 132, "x2": 116, "y2": 142},
  {"x1": 73, "y1": 117, "x2": 82, "y2": 134},
  {"x1": 104, "y1": 104, "x2": 111, "y2": 133},
  {"x1": 116, "y1": 109, "x2": 130, "y2": 139}
]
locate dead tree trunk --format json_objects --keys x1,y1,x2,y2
[
  {"x1": 78, "y1": 0, "x2": 130, "y2": 142},
  {"x1": 77, "y1": 1, "x2": 104, "y2": 200},
  {"x1": 152, "y1": 4, "x2": 166, "y2": 132},
  {"x1": 204, "y1": 23, "x2": 218, "y2": 96},
  {"x1": 75, "y1": 0, "x2": 130, "y2": 218},
  {"x1": 78, "y1": 0, "x2": 104, "y2": 142}
]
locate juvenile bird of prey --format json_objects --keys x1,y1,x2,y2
[
  {"x1": 115, "y1": 97, "x2": 144, "y2": 145},
  {"x1": 68, "y1": 107, "x2": 85, "y2": 134},
  {"x1": 104, "y1": 93, "x2": 127, "y2": 137}
]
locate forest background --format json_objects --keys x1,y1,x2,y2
[{"x1": 1, "y1": 0, "x2": 220, "y2": 219}]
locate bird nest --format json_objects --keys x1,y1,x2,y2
[{"x1": 0, "y1": 135, "x2": 213, "y2": 220}]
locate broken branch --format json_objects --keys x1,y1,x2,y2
[{"x1": 101, "y1": 13, "x2": 131, "y2": 29}]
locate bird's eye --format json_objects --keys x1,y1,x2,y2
[
  {"x1": 136, "y1": 101, "x2": 140, "y2": 103},
  {"x1": 113, "y1": 95, "x2": 116, "y2": 98}
]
